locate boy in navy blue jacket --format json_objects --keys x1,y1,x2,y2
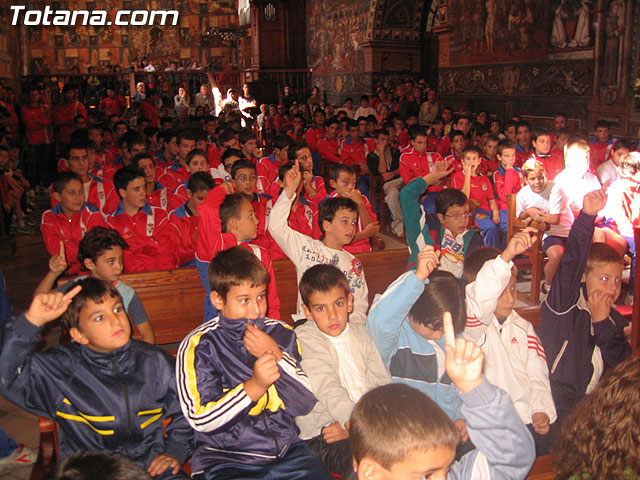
[
  {"x1": 0, "y1": 278, "x2": 192, "y2": 479},
  {"x1": 538, "y1": 186, "x2": 631, "y2": 422},
  {"x1": 176, "y1": 246, "x2": 331, "y2": 479}
]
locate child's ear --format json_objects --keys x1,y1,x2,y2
[
  {"x1": 347, "y1": 293, "x2": 354, "y2": 314},
  {"x1": 118, "y1": 188, "x2": 127, "y2": 199},
  {"x1": 356, "y1": 457, "x2": 384, "y2": 479},
  {"x1": 436, "y1": 213, "x2": 445, "y2": 225},
  {"x1": 329, "y1": 179, "x2": 337, "y2": 189},
  {"x1": 210, "y1": 291, "x2": 224, "y2": 311},
  {"x1": 581, "y1": 273, "x2": 586, "y2": 283},
  {"x1": 83, "y1": 258, "x2": 96, "y2": 272},
  {"x1": 301, "y1": 303, "x2": 312, "y2": 321},
  {"x1": 227, "y1": 217, "x2": 238, "y2": 232},
  {"x1": 52, "y1": 191, "x2": 62, "y2": 204},
  {"x1": 69, "y1": 327, "x2": 89, "y2": 346},
  {"x1": 185, "y1": 188, "x2": 193, "y2": 200}
]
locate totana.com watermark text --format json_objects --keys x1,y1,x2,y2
[{"x1": 10, "y1": 5, "x2": 179, "y2": 26}]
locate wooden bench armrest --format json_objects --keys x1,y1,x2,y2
[{"x1": 30, "y1": 417, "x2": 58, "y2": 480}]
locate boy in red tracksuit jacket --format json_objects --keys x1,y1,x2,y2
[
  {"x1": 291, "y1": 143, "x2": 328, "y2": 205},
  {"x1": 340, "y1": 119, "x2": 369, "y2": 170},
  {"x1": 168, "y1": 172, "x2": 215, "y2": 268},
  {"x1": 41, "y1": 172, "x2": 106, "y2": 276},
  {"x1": 167, "y1": 149, "x2": 211, "y2": 211},
  {"x1": 325, "y1": 164, "x2": 378, "y2": 253},
  {"x1": 589, "y1": 119, "x2": 617, "y2": 171},
  {"x1": 305, "y1": 110, "x2": 326, "y2": 154},
  {"x1": 529, "y1": 131, "x2": 564, "y2": 181},
  {"x1": 131, "y1": 153, "x2": 173, "y2": 211},
  {"x1": 194, "y1": 182, "x2": 281, "y2": 320},
  {"x1": 256, "y1": 134, "x2": 292, "y2": 186},
  {"x1": 399, "y1": 129, "x2": 444, "y2": 184},
  {"x1": 51, "y1": 142, "x2": 120, "y2": 216},
  {"x1": 515, "y1": 122, "x2": 534, "y2": 167},
  {"x1": 493, "y1": 139, "x2": 524, "y2": 247},
  {"x1": 158, "y1": 130, "x2": 197, "y2": 190},
  {"x1": 53, "y1": 85, "x2": 87, "y2": 147},
  {"x1": 106, "y1": 166, "x2": 175, "y2": 272},
  {"x1": 317, "y1": 118, "x2": 343, "y2": 164}
]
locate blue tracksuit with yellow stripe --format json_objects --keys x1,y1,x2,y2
[
  {"x1": 176, "y1": 315, "x2": 319, "y2": 476},
  {"x1": 0, "y1": 314, "x2": 192, "y2": 478}
]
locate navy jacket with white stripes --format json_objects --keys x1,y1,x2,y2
[{"x1": 176, "y1": 315, "x2": 316, "y2": 475}]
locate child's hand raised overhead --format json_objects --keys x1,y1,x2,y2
[
  {"x1": 49, "y1": 241, "x2": 68, "y2": 275},
  {"x1": 415, "y1": 245, "x2": 440, "y2": 282},
  {"x1": 582, "y1": 186, "x2": 608, "y2": 216},
  {"x1": 25, "y1": 285, "x2": 82, "y2": 327},
  {"x1": 443, "y1": 311, "x2": 483, "y2": 394},
  {"x1": 424, "y1": 160, "x2": 453, "y2": 186},
  {"x1": 221, "y1": 181, "x2": 236, "y2": 195},
  {"x1": 501, "y1": 227, "x2": 537, "y2": 263},
  {"x1": 283, "y1": 160, "x2": 302, "y2": 198},
  {"x1": 244, "y1": 323, "x2": 283, "y2": 361}
]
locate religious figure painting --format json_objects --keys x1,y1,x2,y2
[{"x1": 549, "y1": 0, "x2": 593, "y2": 50}]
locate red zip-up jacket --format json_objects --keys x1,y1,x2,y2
[
  {"x1": 50, "y1": 174, "x2": 120, "y2": 216},
  {"x1": 305, "y1": 125, "x2": 326, "y2": 152},
  {"x1": 53, "y1": 100, "x2": 87, "y2": 145},
  {"x1": 340, "y1": 137, "x2": 368, "y2": 167},
  {"x1": 317, "y1": 136, "x2": 342, "y2": 164},
  {"x1": 41, "y1": 203, "x2": 106, "y2": 276},
  {"x1": 493, "y1": 165, "x2": 524, "y2": 210},
  {"x1": 168, "y1": 202, "x2": 200, "y2": 268},
  {"x1": 106, "y1": 202, "x2": 175, "y2": 272},
  {"x1": 399, "y1": 148, "x2": 443, "y2": 184},
  {"x1": 22, "y1": 104, "x2": 53, "y2": 145},
  {"x1": 195, "y1": 185, "x2": 280, "y2": 318}
]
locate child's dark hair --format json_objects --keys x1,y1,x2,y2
[
  {"x1": 186, "y1": 148, "x2": 207, "y2": 166},
  {"x1": 208, "y1": 246, "x2": 269, "y2": 298},
  {"x1": 273, "y1": 134, "x2": 292, "y2": 151},
  {"x1": 65, "y1": 140, "x2": 89, "y2": 158},
  {"x1": 462, "y1": 246, "x2": 501, "y2": 285},
  {"x1": 177, "y1": 128, "x2": 198, "y2": 145},
  {"x1": 585, "y1": 243, "x2": 624, "y2": 275},
  {"x1": 350, "y1": 383, "x2": 458, "y2": 470},
  {"x1": 330, "y1": 163, "x2": 355, "y2": 183},
  {"x1": 187, "y1": 171, "x2": 215, "y2": 193},
  {"x1": 53, "y1": 171, "x2": 82, "y2": 194},
  {"x1": 113, "y1": 166, "x2": 144, "y2": 194},
  {"x1": 51, "y1": 450, "x2": 152, "y2": 480},
  {"x1": 448, "y1": 129, "x2": 464, "y2": 141},
  {"x1": 287, "y1": 142, "x2": 311, "y2": 161},
  {"x1": 125, "y1": 133, "x2": 146, "y2": 152},
  {"x1": 62, "y1": 278, "x2": 123, "y2": 330},
  {"x1": 219, "y1": 193, "x2": 253, "y2": 233},
  {"x1": 613, "y1": 139, "x2": 630, "y2": 153},
  {"x1": 326, "y1": 116, "x2": 340, "y2": 128},
  {"x1": 130, "y1": 152, "x2": 154, "y2": 169},
  {"x1": 299, "y1": 264, "x2": 350, "y2": 307},
  {"x1": 238, "y1": 129, "x2": 257, "y2": 145},
  {"x1": 217, "y1": 128, "x2": 237, "y2": 146},
  {"x1": 497, "y1": 138, "x2": 516, "y2": 155},
  {"x1": 461, "y1": 145, "x2": 482, "y2": 158},
  {"x1": 278, "y1": 161, "x2": 295, "y2": 182},
  {"x1": 594, "y1": 119, "x2": 611, "y2": 130},
  {"x1": 221, "y1": 148, "x2": 244, "y2": 166},
  {"x1": 318, "y1": 197, "x2": 358, "y2": 237},
  {"x1": 532, "y1": 130, "x2": 551, "y2": 142},
  {"x1": 77, "y1": 226, "x2": 129, "y2": 265},
  {"x1": 231, "y1": 159, "x2": 256, "y2": 179},
  {"x1": 161, "y1": 129, "x2": 177, "y2": 145},
  {"x1": 409, "y1": 125, "x2": 427, "y2": 141},
  {"x1": 408, "y1": 270, "x2": 466, "y2": 332},
  {"x1": 435, "y1": 188, "x2": 467, "y2": 216}
]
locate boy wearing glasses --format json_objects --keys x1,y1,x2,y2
[{"x1": 400, "y1": 166, "x2": 483, "y2": 277}]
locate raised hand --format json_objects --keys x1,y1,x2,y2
[
  {"x1": 425, "y1": 160, "x2": 454, "y2": 186},
  {"x1": 25, "y1": 285, "x2": 82, "y2": 327},
  {"x1": 443, "y1": 311, "x2": 483, "y2": 394},
  {"x1": 49, "y1": 241, "x2": 68, "y2": 275},
  {"x1": 415, "y1": 245, "x2": 440, "y2": 282},
  {"x1": 220, "y1": 181, "x2": 236, "y2": 195},
  {"x1": 283, "y1": 160, "x2": 302, "y2": 198},
  {"x1": 501, "y1": 227, "x2": 537, "y2": 263},
  {"x1": 582, "y1": 187, "x2": 608, "y2": 216}
]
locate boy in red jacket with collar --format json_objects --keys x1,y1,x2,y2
[
  {"x1": 493, "y1": 139, "x2": 524, "y2": 248},
  {"x1": 257, "y1": 134, "x2": 292, "y2": 186},
  {"x1": 399, "y1": 127, "x2": 444, "y2": 184},
  {"x1": 291, "y1": 142, "x2": 327, "y2": 205},
  {"x1": 168, "y1": 172, "x2": 215, "y2": 268},
  {"x1": 167, "y1": 149, "x2": 211, "y2": 211},
  {"x1": 159, "y1": 129, "x2": 196, "y2": 190},
  {"x1": 515, "y1": 121, "x2": 534, "y2": 167},
  {"x1": 317, "y1": 118, "x2": 343, "y2": 164},
  {"x1": 131, "y1": 152, "x2": 173, "y2": 211},
  {"x1": 106, "y1": 166, "x2": 175, "y2": 272},
  {"x1": 41, "y1": 172, "x2": 106, "y2": 276},
  {"x1": 589, "y1": 119, "x2": 617, "y2": 171},
  {"x1": 51, "y1": 142, "x2": 120, "y2": 216},
  {"x1": 529, "y1": 131, "x2": 564, "y2": 181}
]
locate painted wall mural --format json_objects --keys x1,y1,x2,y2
[
  {"x1": 307, "y1": 0, "x2": 370, "y2": 99},
  {"x1": 25, "y1": 0, "x2": 240, "y2": 74}
]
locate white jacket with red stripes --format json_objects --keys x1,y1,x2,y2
[{"x1": 463, "y1": 255, "x2": 557, "y2": 425}]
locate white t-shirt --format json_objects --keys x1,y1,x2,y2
[
  {"x1": 596, "y1": 159, "x2": 619, "y2": 186},
  {"x1": 354, "y1": 106, "x2": 377, "y2": 119},
  {"x1": 550, "y1": 170, "x2": 601, "y2": 236},
  {"x1": 268, "y1": 191, "x2": 369, "y2": 323},
  {"x1": 439, "y1": 228, "x2": 468, "y2": 278},
  {"x1": 323, "y1": 323, "x2": 367, "y2": 403},
  {"x1": 516, "y1": 182, "x2": 564, "y2": 237}
]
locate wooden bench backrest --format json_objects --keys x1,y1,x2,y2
[{"x1": 119, "y1": 248, "x2": 411, "y2": 345}]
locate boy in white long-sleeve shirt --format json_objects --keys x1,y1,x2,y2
[
  {"x1": 463, "y1": 230, "x2": 557, "y2": 456},
  {"x1": 268, "y1": 160, "x2": 369, "y2": 323}
]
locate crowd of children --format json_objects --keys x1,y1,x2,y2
[{"x1": 0, "y1": 78, "x2": 637, "y2": 479}]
